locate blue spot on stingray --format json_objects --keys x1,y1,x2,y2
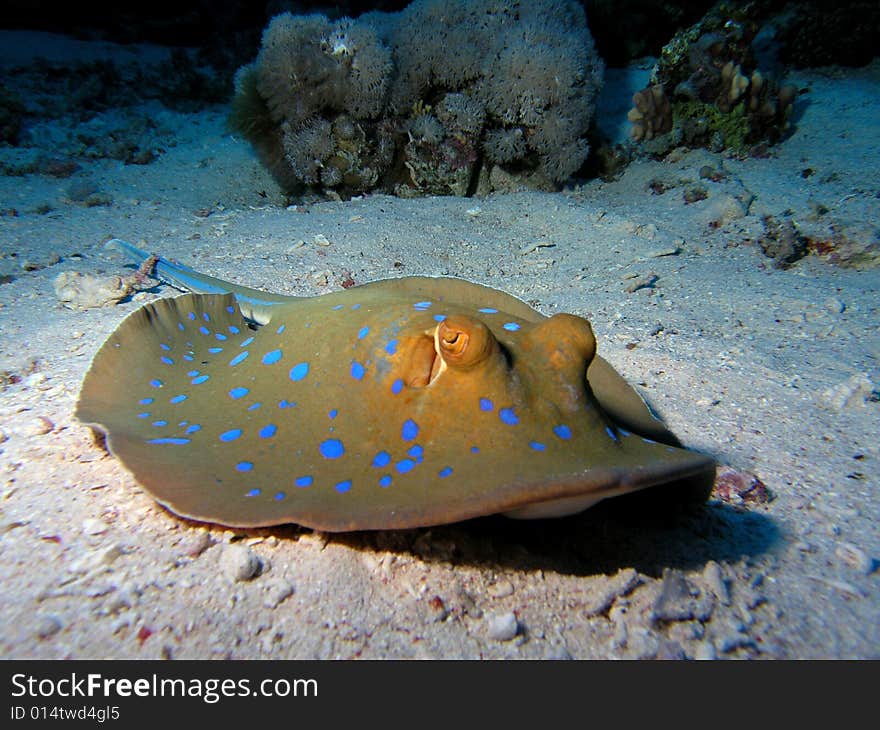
[
  {"x1": 220, "y1": 429, "x2": 242, "y2": 442},
  {"x1": 185, "y1": 424, "x2": 201, "y2": 434},
  {"x1": 148, "y1": 438, "x2": 190, "y2": 445},
  {"x1": 618, "y1": 428, "x2": 632, "y2": 437},
  {"x1": 160, "y1": 343, "x2": 170, "y2": 351},
  {"x1": 358, "y1": 325, "x2": 370, "y2": 340},
  {"x1": 328, "y1": 409, "x2": 338, "y2": 419},
  {"x1": 215, "y1": 333, "x2": 227, "y2": 341},
  {"x1": 202, "y1": 312, "x2": 210, "y2": 322},
  {"x1": 276, "y1": 324, "x2": 286, "y2": 334},
  {"x1": 479, "y1": 307, "x2": 498, "y2": 314},
  {"x1": 396, "y1": 459, "x2": 415, "y2": 474},
  {"x1": 335, "y1": 479, "x2": 352, "y2": 493},
  {"x1": 401, "y1": 419, "x2": 419, "y2": 441},
  {"x1": 438, "y1": 467, "x2": 453, "y2": 478},
  {"x1": 208, "y1": 347, "x2": 223, "y2": 354},
  {"x1": 183, "y1": 354, "x2": 194, "y2": 361},
  {"x1": 503, "y1": 322, "x2": 521, "y2": 331},
  {"x1": 274, "y1": 492, "x2": 286, "y2": 501},
  {"x1": 187, "y1": 370, "x2": 200, "y2": 377},
  {"x1": 605, "y1": 426, "x2": 618, "y2": 442},
  {"x1": 385, "y1": 339, "x2": 398, "y2": 355},
  {"x1": 372, "y1": 451, "x2": 391, "y2": 468},
  {"x1": 226, "y1": 305, "x2": 235, "y2": 314},
  {"x1": 414, "y1": 301, "x2": 432, "y2": 310},
  {"x1": 160, "y1": 356, "x2": 173, "y2": 365},
  {"x1": 289, "y1": 362, "x2": 309, "y2": 381},
  {"x1": 139, "y1": 397, "x2": 154, "y2": 405},
  {"x1": 177, "y1": 323, "x2": 185, "y2": 331},
  {"x1": 320, "y1": 438, "x2": 344, "y2": 459},
  {"x1": 433, "y1": 314, "x2": 447, "y2": 322},
  {"x1": 137, "y1": 413, "x2": 149, "y2": 419},
  {"x1": 229, "y1": 386, "x2": 249, "y2": 399},
  {"x1": 150, "y1": 379, "x2": 163, "y2": 388},
  {"x1": 259, "y1": 424, "x2": 277, "y2": 439},
  {"x1": 529, "y1": 440, "x2": 546, "y2": 451},
  {"x1": 554, "y1": 424, "x2": 572, "y2": 440},
  {"x1": 248, "y1": 402, "x2": 262, "y2": 411},
  {"x1": 293, "y1": 476, "x2": 312, "y2": 489},
  {"x1": 263, "y1": 349, "x2": 282, "y2": 365},
  {"x1": 152, "y1": 420, "x2": 167, "y2": 427},
  {"x1": 229, "y1": 325, "x2": 240, "y2": 334},
  {"x1": 191, "y1": 375, "x2": 209, "y2": 385},
  {"x1": 379, "y1": 475, "x2": 392, "y2": 488},
  {"x1": 499, "y1": 408, "x2": 519, "y2": 425},
  {"x1": 240, "y1": 336, "x2": 254, "y2": 347},
  {"x1": 187, "y1": 312, "x2": 196, "y2": 321},
  {"x1": 479, "y1": 397, "x2": 494, "y2": 411},
  {"x1": 170, "y1": 394, "x2": 187, "y2": 404},
  {"x1": 391, "y1": 378, "x2": 404, "y2": 395},
  {"x1": 331, "y1": 304, "x2": 344, "y2": 310},
  {"x1": 350, "y1": 361, "x2": 365, "y2": 380},
  {"x1": 246, "y1": 488, "x2": 261, "y2": 497},
  {"x1": 471, "y1": 446, "x2": 480, "y2": 454},
  {"x1": 236, "y1": 461, "x2": 253, "y2": 472},
  {"x1": 408, "y1": 444, "x2": 424, "y2": 461},
  {"x1": 199, "y1": 326, "x2": 210, "y2": 336},
  {"x1": 279, "y1": 399, "x2": 297, "y2": 409},
  {"x1": 352, "y1": 303, "x2": 361, "y2": 310},
  {"x1": 229, "y1": 351, "x2": 249, "y2": 367}
]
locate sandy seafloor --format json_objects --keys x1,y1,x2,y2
[{"x1": 0, "y1": 32, "x2": 877, "y2": 659}]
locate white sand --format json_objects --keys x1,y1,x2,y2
[{"x1": 0, "y1": 34, "x2": 877, "y2": 658}]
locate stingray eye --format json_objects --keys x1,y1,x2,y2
[
  {"x1": 441, "y1": 328, "x2": 468, "y2": 355},
  {"x1": 436, "y1": 316, "x2": 496, "y2": 369}
]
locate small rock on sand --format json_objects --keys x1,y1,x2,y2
[
  {"x1": 652, "y1": 568, "x2": 714, "y2": 623},
  {"x1": 582, "y1": 568, "x2": 640, "y2": 617},
  {"x1": 18, "y1": 416, "x2": 54, "y2": 436},
  {"x1": 53, "y1": 271, "x2": 133, "y2": 309},
  {"x1": 82, "y1": 518, "x2": 108, "y2": 536},
  {"x1": 487, "y1": 579, "x2": 514, "y2": 598},
  {"x1": 702, "y1": 561, "x2": 730, "y2": 605},
  {"x1": 35, "y1": 615, "x2": 63, "y2": 639},
  {"x1": 822, "y1": 373, "x2": 875, "y2": 410},
  {"x1": 179, "y1": 531, "x2": 213, "y2": 558},
  {"x1": 486, "y1": 612, "x2": 518, "y2": 641},
  {"x1": 263, "y1": 580, "x2": 295, "y2": 609},
  {"x1": 835, "y1": 543, "x2": 875, "y2": 575},
  {"x1": 220, "y1": 544, "x2": 261, "y2": 582}
]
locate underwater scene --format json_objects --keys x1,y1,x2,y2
[{"x1": 0, "y1": 1, "x2": 877, "y2": 659}]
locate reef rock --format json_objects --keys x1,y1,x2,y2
[{"x1": 627, "y1": 2, "x2": 796, "y2": 155}]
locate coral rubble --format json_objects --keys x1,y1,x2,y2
[
  {"x1": 627, "y1": 2, "x2": 796, "y2": 155},
  {"x1": 229, "y1": 1, "x2": 604, "y2": 197}
]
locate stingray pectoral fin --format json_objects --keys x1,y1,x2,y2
[
  {"x1": 502, "y1": 452, "x2": 717, "y2": 519},
  {"x1": 587, "y1": 355, "x2": 683, "y2": 446},
  {"x1": 105, "y1": 238, "x2": 294, "y2": 324}
]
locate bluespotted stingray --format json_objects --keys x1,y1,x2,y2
[{"x1": 76, "y1": 239, "x2": 716, "y2": 531}]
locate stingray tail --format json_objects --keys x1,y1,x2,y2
[{"x1": 105, "y1": 238, "x2": 294, "y2": 323}]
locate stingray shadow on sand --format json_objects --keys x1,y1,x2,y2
[{"x1": 262, "y1": 488, "x2": 780, "y2": 578}]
